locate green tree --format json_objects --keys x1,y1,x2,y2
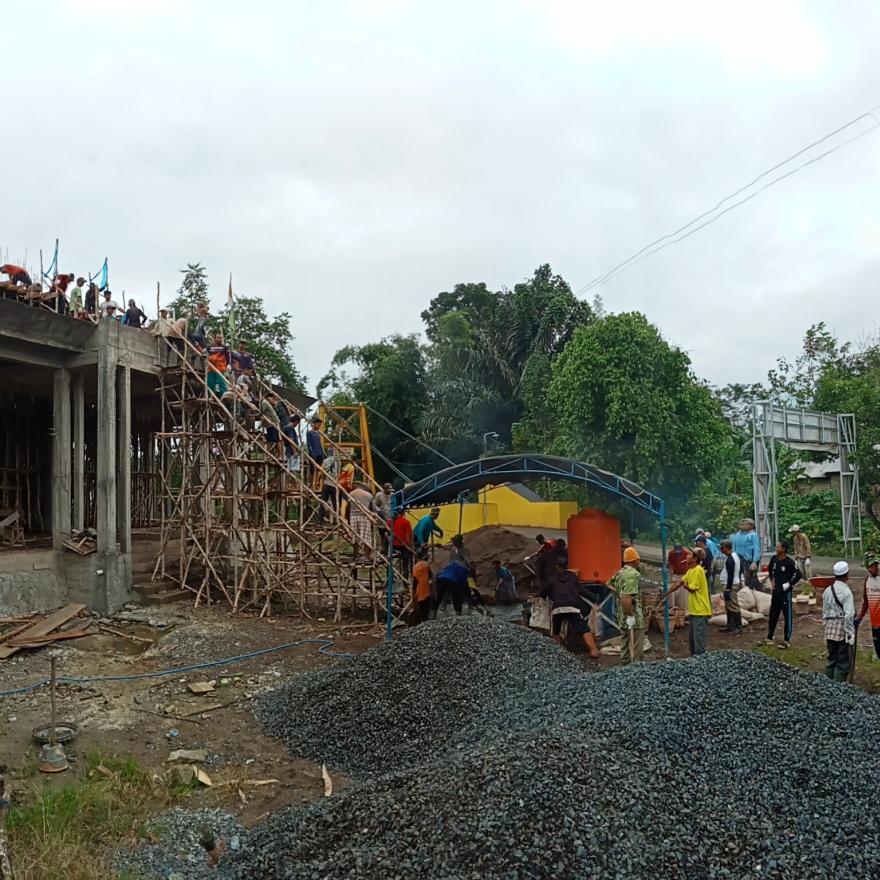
[
  {"x1": 545, "y1": 312, "x2": 734, "y2": 498},
  {"x1": 766, "y1": 322, "x2": 849, "y2": 406},
  {"x1": 421, "y1": 264, "x2": 594, "y2": 454},
  {"x1": 166, "y1": 262, "x2": 209, "y2": 317},
  {"x1": 219, "y1": 295, "x2": 305, "y2": 390},
  {"x1": 318, "y1": 335, "x2": 429, "y2": 481}
]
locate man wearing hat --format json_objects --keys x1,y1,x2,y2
[
  {"x1": 730, "y1": 518, "x2": 762, "y2": 589},
  {"x1": 856, "y1": 557, "x2": 880, "y2": 661},
  {"x1": 823, "y1": 561, "x2": 856, "y2": 682},
  {"x1": 788, "y1": 525, "x2": 812, "y2": 580},
  {"x1": 611, "y1": 546, "x2": 644, "y2": 665}
]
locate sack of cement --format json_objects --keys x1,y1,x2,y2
[
  {"x1": 739, "y1": 587, "x2": 771, "y2": 616},
  {"x1": 529, "y1": 597, "x2": 551, "y2": 632}
]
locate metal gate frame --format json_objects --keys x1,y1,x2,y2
[{"x1": 751, "y1": 402, "x2": 862, "y2": 555}]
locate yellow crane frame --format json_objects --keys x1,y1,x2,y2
[{"x1": 317, "y1": 401, "x2": 376, "y2": 484}]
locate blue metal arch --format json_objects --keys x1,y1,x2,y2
[
  {"x1": 385, "y1": 454, "x2": 671, "y2": 658},
  {"x1": 393, "y1": 454, "x2": 664, "y2": 519}
]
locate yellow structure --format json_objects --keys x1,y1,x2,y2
[
  {"x1": 318, "y1": 401, "x2": 375, "y2": 481},
  {"x1": 407, "y1": 483, "x2": 577, "y2": 535}
]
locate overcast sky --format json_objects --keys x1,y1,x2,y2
[{"x1": 3, "y1": 0, "x2": 879, "y2": 392}]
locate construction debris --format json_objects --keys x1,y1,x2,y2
[
  {"x1": 168, "y1": 749, "x2": 208, "y2": 764},
  {"x1": 61, "y1": 528, "x2": 97, "y2": 555},
  {"x1": 0, "y1": 509, "x2": 24, "y2": 547},
  {"x1": 0, "y1": 603, "x2": 87, "y2": 659}
]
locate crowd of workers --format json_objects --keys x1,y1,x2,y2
[{"x1": 526, "y1": 517, "x2": 879, "y2": 682}]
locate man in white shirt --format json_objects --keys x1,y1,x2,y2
[
  {"x1": 823, "y1": 560, "x2": 855, "y2": 682},
  {"x1": 100, "y1": 289, "x2": 120, "y2": 319}
]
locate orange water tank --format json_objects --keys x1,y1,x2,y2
[{"x1": 566, "y1": 508, "x2": 621, "y2": 583}]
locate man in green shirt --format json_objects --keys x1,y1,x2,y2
[{"x1": 611, "y1": 546, "x2": 644, "y2": 665}]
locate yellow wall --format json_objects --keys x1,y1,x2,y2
[
  {"x1": 407, "y1": 503, "x2": 500, "y2": 535},
  {"x1": 407, "y1": 484, "x2": 577, "y2": 535}
]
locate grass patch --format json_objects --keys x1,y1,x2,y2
[
  {"x1": 5, "y1": 751, "x2": 190, "y2": 880},
  {"x1": 755, "y1": 643, "x2": 880, "y2": 692}
]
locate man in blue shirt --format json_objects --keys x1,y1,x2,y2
[
  {"x1": 306, "y1": 416, "x2": 325, "y2": 490},
  {"x1": 414, "y1": 507, "x2": 443, "y2": 549},
  {"x1": 435, "y1": 559, "x2": 468, "y2": 615},
  {"x1": 730, "y1": 518, "x2": 762, "y2": 589}
]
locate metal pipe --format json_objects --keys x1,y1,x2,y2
[
  {"x1": 660, "y1": 502, "x2": 670, "y2": 659},
  {"x1": 386, "y1": 494, "x2": 396, "y2": 641}
]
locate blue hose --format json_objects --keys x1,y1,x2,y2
[{"x1": 0, "y1": 637, "x2": 352, "y2": 699}]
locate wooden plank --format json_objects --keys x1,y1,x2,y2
[{"x1": 0, "y1": 603, "x2": 86, "y2": 660}]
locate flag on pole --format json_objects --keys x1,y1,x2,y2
[{"x1": 227, "y1": 274, "x2": 235, "y2": 340}]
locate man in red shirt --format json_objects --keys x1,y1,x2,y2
[
  {"x1": 667, "y1": 544, "x2": 691, "y2": 576},
  {"x1": 206, "y1": 333, "x2": 230, "y2": 396},
  {"x1": 393, "y1": 510, "x2": 414, "y2": 580},
  {"x1": 1, "y1": 264, "x2": 32, "y2": 287}
]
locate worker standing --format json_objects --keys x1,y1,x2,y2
[
  {"x1": 730, "y1": 518, "x2": 762, "y2": 589},
  {"x1": 611, "y1": 547, "x2": 644, "y2": 665},
  {"x1": 856, "y1": 557, "x2": 880, "y2": 661},
  {"x1": 541, "y1": 557, "x2": 599, "y2": 658},
  {"x1": 448, "y1": 534, "x2": 471, "y2": 566},
  {"x1": 763, "y1": 540, "x2": 801, "y2": 648},
  {"x1": 411, "y1": 547, "x2": 434, "y2": 625},
  {"x1": 823, "y1": 561, "x2": 856, "y2": 682},
  {"x1": 788, "y1": 525, "x2": 812, "y2": 580},
  {"x1": 718, "y1": 539, "x2": 743, "y2": 634},
  {"x1": 392, "y1": 509, "x2": 414, "y2": 581},
  {"x1": 669, "y1": 549, "x2": 712, "y2": 655}
]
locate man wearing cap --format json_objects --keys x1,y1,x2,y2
[
  {"x1": 788, "y1": 525, "x2": 812, "y2": 580},
  {"x1": 414, "y1": 507, "x2": 444, "y2": 549},
  {"x1": 718, "y1": 539, "x2": 743, "y2": 634},
  {"x1": 823, "y1": 561, "x2": 856, "y2": 682},
  {"x1": 611, "y1": 546, "x2": 644, "y2": 665},
  {"x1": 856, "y1": 557, "x2": 880, "y2": 661},
  {"x1": 764, "y1": 539, "x2": 801, "y2": 648},
  {"x1": 730, "y1": 518, "x2": 762, "y2": 589}
]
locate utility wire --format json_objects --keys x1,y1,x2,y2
[
  {"x1": 577, "y1": 105, "x2": 880, "y2": 295},
  {"x1": 364, "y1": 404, "x2": 457, "y2": 466}
]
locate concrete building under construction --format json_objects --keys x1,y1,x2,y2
[{"x1": 0, "y1": 298, "x2": 395, "y2": 620}]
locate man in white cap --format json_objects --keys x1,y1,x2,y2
[
  {"x1": 788, "y1": 525, "x2": 812, "y2": 580},
  {"x1": 823, "y1": 561, "x2": 855, "y2": 682}
]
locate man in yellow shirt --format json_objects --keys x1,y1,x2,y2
[{"x1": 670, "y1": 548, "x2": 712, "y2": 656}]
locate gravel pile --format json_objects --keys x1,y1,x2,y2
[
  {"x1": 115, "y1": 808, "x2": 246, "y2": 879},
  {"x1": 254, "y1": 616, "x2": 581, "y2": 774},
  {"x1": 131, "y1": 620, "x2": 880, "y2": 878}
]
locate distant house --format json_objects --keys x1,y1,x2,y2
[{"x1": 791, "y1": 458, "x2": 841, "y2": 494}]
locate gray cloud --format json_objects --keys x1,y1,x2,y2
[{"x1": 2, "y1": 1, "x2": 878, "y2": 391}]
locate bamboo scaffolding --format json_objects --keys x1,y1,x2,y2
[{"x1": 153, "y1": 338, "x2": 410, "y2": 622}]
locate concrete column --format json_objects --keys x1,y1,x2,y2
[
  {"x1": 116, "y1": 365, "x2": 132, "y2": 553},
  {"x1": 72, "y1": 373, "x2": 85, "y2": 532},
  {"x1": 96, "y1": 347, "x2": 117, "y2": 554},
  {"x1": 51, "y1": 368, "x2": 72, "y2": 549}
]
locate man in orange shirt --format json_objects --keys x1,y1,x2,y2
[
  {"x1": 856, "y1": 557, "x2": 880, "y2": 660},
  {"x1": 206, "y1": 333, "x2": 230, "y2": 396},
  {"x1": 411, "y1": 547, "x2": 433, "y2": 624}
]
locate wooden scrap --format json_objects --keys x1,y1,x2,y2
[
  {"x1": 97, "y1": 624, "x2": 152, "y2": 644},
  {"x1": 0, "y1": 603, "x2": 86, "y2": 660},
  {"x1": 186, "y1": 681, "x2": 216, "y2": 695},
  {"x1": 194, "y1": 767, "x2": 213, "y2": 787},
  {"x1": 180, "y1": 702, "x2": 224, "y2": 717},
  {"x1": 322, "y1": 764, "x2": 333, "y2": 797}
]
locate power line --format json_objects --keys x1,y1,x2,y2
[
  {"x1": 577, "y1": 105, "x2": 880, "y2": 295},
  {"x1": 364, "y1": 404, "x2": 457, "y2": 466}
]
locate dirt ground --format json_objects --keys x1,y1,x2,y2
[{"x1": 0, "y1": 607, "x2": 383, "y2": 822}]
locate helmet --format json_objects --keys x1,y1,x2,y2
[{"x1": 623, "y1": 547, "x2": 640, "y2": 564}]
